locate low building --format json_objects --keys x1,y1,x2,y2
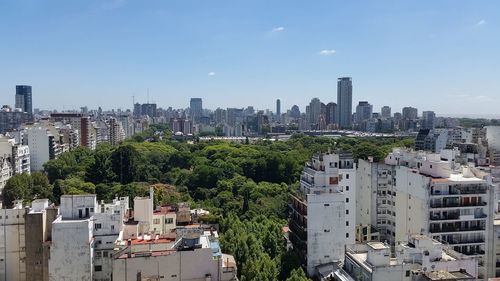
[
  {"x1": 0, "y1": 201, "x2": 27, "y2": 281},
  {"x1": 112, "y1": 228, "x2": 237, "y2": 281},
  {"x1": 341, "y1": 235, "x2": 477, "y2": 281}
]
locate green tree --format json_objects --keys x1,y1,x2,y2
[
  {"x1": 286, "y1": 268, "x2": 309, "y2": 281},
  {"x1": 31, "y1": 172, "x2": 52, "y2": 200},
  {"x1": 2, "y1": 174, "x2": 32, "y2": 207},
  {"x1": 111, "y1": 144, "x2": 142, "y2": 184}
]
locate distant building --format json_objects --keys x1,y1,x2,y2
[
  {"x1": 355, "y1": 101, "x2": 373, "y2": 124},
  {"x1": 190, "y1": 98, "x2": 203, "y2": 122},
  {"x1": 325, "y1": 102, "x2": 337, "y2": 126},
  {"x1": 381, "y1": 106, "x2": 391, "y2": 118},
  {"x1": 276, "y1": 99, "x2": 281, "y2": 117},
  {"x1": 15, "y1": 85, "x2": 33, "y2": 120},
  {"x1": 402, "y1": 106, "x2": 418, "y2": 120},
  {"x1": 337, "y1": 77, "x2": 353, "y2": 128},
  {"x1": 422, "y1": 111, "x2": 436, "y2": 130},
  {"x1": 0, "y1": 106, "x2": 27, "y2": 134}
]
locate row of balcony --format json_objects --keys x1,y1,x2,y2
[
  {"x1": 430, "y1": 201, "x2": 487, "y2": 208},
  {"x1": 430, "y1": 225, "x2": 485, "y2": 233},
  {"x1": 429, "y1": 213, "x2": 486, "y2": 221}
]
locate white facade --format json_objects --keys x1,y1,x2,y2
[
  {"x1": 0, "y1": 158, "x2": 12, "y2": 193},
  {"x1": 49, "y1": 195, "x2": 96, "y2": 281},
  {"x1": 0, "y1": 135, "x2": 30, "y2": 175},
  {"x1": 112, "y1": 231, "x2": 237, "y2": 281},
  {"x1": 25, "y1": 127, "x2": 51, "y2": 171},
  {"x1": 342, "y1": 235, "x2": 477, "y2": 281},
  {"x1": 290, "y1": 151, "x2": 357, "y2": 276},
  {"x1": 50, "y1": 194, "x2": 129, "y2": 281},
  {"x1": 0, "y1": 201, "x2": 27, "y2": 281}
]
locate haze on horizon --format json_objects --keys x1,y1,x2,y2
[{"x1": 0, "y1": 0, "x2": 499, "y2": 115}]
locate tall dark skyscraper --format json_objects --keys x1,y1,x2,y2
[
  {"x1": 276, "y1": 99, "x2": 281, "y2": 116},
  {"x1": 190, "y1": 98, "x2": 203, "y2": 122},
  {"x1": 337, "y1": 77, "x2": 352, "y2": 128},
  {"x1": 15, "y1": 85, "x2": 33, "y2": 120}
]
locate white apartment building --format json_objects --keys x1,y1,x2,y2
[
  {"x1": 49, "y1": 194, "x2": 129, "y2": 281},
  {"x1": 93, "y1": 198, "x2": 128, "y2": 281},
  {"x1": 357, "y1": 148, "x2": 495, "y2": 279},
  {"x1": 24, "y1": 126, "x2": 59, "y2": 171},
  {"x1": 112, "y1": 229, "x2": 237, "y2": 281},
  {"x1": 0, "y1": 201, "x2": 27, "y2": 281},
  {"x1": 0, "y1": 157, "x2": 12, "y2": 193},
  {"x1": 49, "y1": 195, "x2": 96, "y2": 281},
  {"x1": 0, "y1": 135, "x2": 30, "y2": 175},
  {"x1": 290, "y1": 150, "x2": 356, "y2": 276},
  {"x1": 338, "y1": 235, "x2": 477, "y2": 281}
]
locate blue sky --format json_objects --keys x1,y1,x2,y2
[{"x1": 0, "y1": 0, "x2": 499, "y2": 116}]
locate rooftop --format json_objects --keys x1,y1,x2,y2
[{"x1": 422, "y1": 270, "x2": 473, "y2": 280}]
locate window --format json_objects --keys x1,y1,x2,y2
[
  {"x1": 346, "y1": 174, "x2": 349, "y2": 179},
  {"x1": 85, "y1": 208, "x2": 89, "y2": 218},
  {"x1": 90, "y1": 207, "x2": 94, "y2": 213},
  {"x1": 153, "y1": 218, "x2": 160, "y2": 224},
  {"x1": 94, "y1": 265, "x2": 102, "y2": 272},
  {"x1": 78, "y1": 209, "x2": 83, "y2": 219},
  {"x1": 95, "y1": 251, "x2": 102, "y2": 258},
  {"x1": 103, "y1": 251, "x2": 108, "y2": 257},
  {"x1": 406, "y1": 271, "x2": 410, "y2": 277},
  {"x1": 95, "y1": 223, "x2": 102, "y2": 230},
  {"x1": 346, "y1": 198, "x2": 349, "y2": 203},
  {"x1": 346, "y1": 221, "x2": 349, "y2": 226},
  {"x1": 324, "y1": 229, "x2": 330, "y2": 232},
  {"x1": 165, "y1": 218, "x2": 174, "y2": 224},
  {"x1": 346, "y1": 186, "x2": 349, "y2": 191},
  {"x1": 324, "y1": 204, "x2": 330, "y2": 207},
  {"x1": 111, "y1": 225, "x2": 115, "y2": 230},
  {"x1": 346, "y1": 233, "x2": 349, "y2": 238},
  {"x1": 346, "y1": 210, "x2": 349, "y2": 215}
]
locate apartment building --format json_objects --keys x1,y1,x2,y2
[
  {"x1": 289, "y1": 150, "x2": 356, "y2": 276},
  {"x1": 0, "y1": 135, "x2": 30, "y2": 175},
  {"x1": 112, "y1": 228, "x2": 237, "y2": 281},
  {"x1": 337, "y1": 235, "x2": 477, "y2": 281},
  {"x1": 0, "y1": 201, "x2": 27, "y2": 281},
  {"x1": 49, "y1": 194, "x2": 128, "y2": 281},
  {"x1": 357, "y1": 148, "x2": 495, "y2": 279}
]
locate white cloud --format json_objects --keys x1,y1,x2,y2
[
  {"x1": 271, "y1": 26, "x2": 285, "y2": 33},
  {"x1": 208, "y1": 72, "x2": 216, "y2": 76},
  {"x1": 476, "y1": 19, "x2": 486, "y2": 26},
  {"x1": 318, "y1": 49, "x2": 336, "y2": 56}
]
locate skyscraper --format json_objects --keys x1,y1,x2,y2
[
  {"x1": 276, "y1": 99, "x2": 281, "y2": 116},
  {"x1": 355, "y1": 101, "x2": 373, "y2": 123},
  {"x1": 337, "y1": 77, "x2": 352, "y2": 128},
  {"x1": 381, "y1": 106, "x2": 391, "y2": 118},
  {"x1": 190, "y1": 98, "x2": 203, "y2": 122},
  {"x1": 421, "y1": 111, "x2": 436, "y2": 130},
  {"x1": 15, "y1": 85, "x2": 33, "y2": 120},
  {"x1": 325, "y1": 102, "x2": 337, "y2": 125},
  {"x1": 308, "y1": 98, "x2": 322, "y2": 128}
]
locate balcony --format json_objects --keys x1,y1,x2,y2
[
  {"x1": 430, "y1": 201, "x2": 487, "y2": 208},
  {"x1": 430, "y1": 225, "x2": 485, "y2": 233},
  {"x1": 445, "y1": 238, "x2": 485, "y2": 245},
  {"x1": 430, "y1": 213, "x2": 460, "y2": 221}
]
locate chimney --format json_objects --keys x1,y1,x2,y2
[{"x1": 127, "y1": 239, "x2": 132, "y2": 258}]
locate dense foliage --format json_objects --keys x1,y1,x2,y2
[{"x1": 2, "y1": 133, "x2": 413, "y2": 279}]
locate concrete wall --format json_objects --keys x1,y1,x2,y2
[
  {"x1": 306, "y1": 192, "x2": 346, "y2": 276},
  {"x1": 0, "y1": 208, "x2": 27, "y2": 281},
  {"x1": 49, "y1": 218, "x2": 93, "y2": 281},
  {"x1": 112, "y1": 247, "x2": 235, "y2": 281}
]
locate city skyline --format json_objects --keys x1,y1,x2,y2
[{"x1": 1, "y1": 1, "x2": 499, "y2": 115}]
